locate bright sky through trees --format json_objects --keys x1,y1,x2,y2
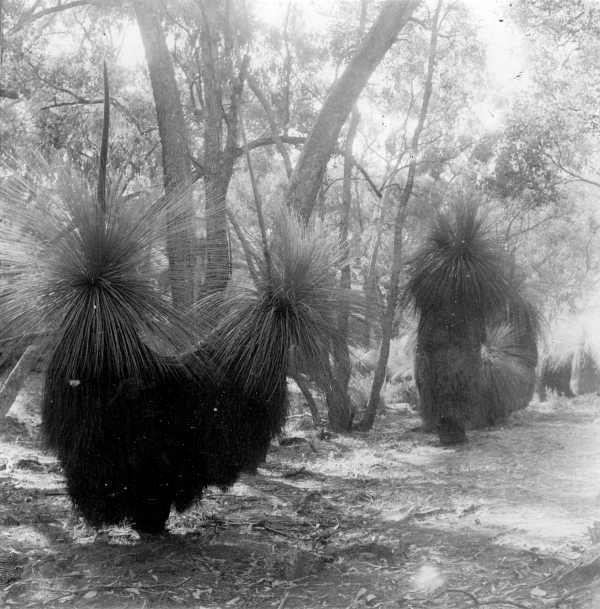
[{"x1": 115, "y1": 0, "x2": 530, "y2": 112}]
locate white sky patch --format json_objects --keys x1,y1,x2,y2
[
  {"x1": 256, "y1": 0, "x2": 289, "y2": 28},
  {"x1": 458, "y1": 0, "x2": 533, "y2": 132},
  {"x1": 115, "y1": 23, "x2": 146, "y2": 69},
  {"x1": 462, "y1": 0, "x2": 531, "y2": 92}
]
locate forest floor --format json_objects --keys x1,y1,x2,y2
[{"x1": 0, "y1": 376, "x2": 599, "y2": 608}]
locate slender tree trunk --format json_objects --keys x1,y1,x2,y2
[
  {"x1": 288, "y1": 346, "x2": 322, "y2": 427},
  {"x1": 247, "y1": 72, "x2": 293, "y2": 178},
  {"x1": 134, "y1": 0, "x2": 195, "y2": 309},
  {"x1": 332, "y1": 0, "x2": 366, "y2": 394},
  {"x1": 326, "y1": 109, "x2": 361, "y2": 432},
  {"x1": 322, "y1": 360, "x2": 355, "y2": 431},
  {"x1": 199, "y1": 1, "x2": 228, "y2": 293},
  {"x1": 362, "y1": 192, "x2": 388, "y2": 347},
  {"x1": 287, "y1": 0, "x2": 420, "y2": 222},
  {"x1": 319, "y1": 0, "x2": 371, "y2": 432},
  {"x1": 198, "y1": 0, "x2": 247, "y2": 294},
  {"x1": 333, "y1": 108, "x2": 360, "y2": 392},
  {"x1": 357, "y1": 0, "x2": 442, "y2": 431}
]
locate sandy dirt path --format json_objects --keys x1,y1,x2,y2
[{"x1": 0, "y1": 377, "x2": 599, "y2": 608}]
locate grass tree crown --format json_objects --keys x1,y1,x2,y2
[{"x1": 405, "y1": 202, "x2": 517, "y2": 324}]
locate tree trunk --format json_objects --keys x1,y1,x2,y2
[
  {"x1": 288, "y1": 346, "x2": 322, "y2": 427},
  {"x1": 362, "y1": 193, "x2": 387, "y2": 347},
  {"x1": 324, "y1": 109, "x2": 361, "y2": 432},
  {"x1": 198, "y1": 0, "x2": 246, "y2": 294},
  {"x1": 333, "y1": 108, "x2": 360, "y2": 391},
  {"x1": 287, "y1": 0, "x2": 420, "y2": 222},
  {"x1": 323, "y1": 362, "x2": 355, "y2": 432},
  {"x1": 134, "y1": 0, "x2": 195, "y2": 309},
  {"x1": 357, "y1": 0, "x2": 442, "y2": 431}
]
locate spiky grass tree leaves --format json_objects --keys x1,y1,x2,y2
[
  {"x1": 195, "y1": 209, "x2": 364, "y2": 401},
  {"x1": 479, "y1": 322, "x2": 537, "y2": 426},
  {"x1": 0, "y1": 157, "x2": 202, "y2": 378},
  {"x1": 407, "y1": 203, "x2": 515, "y2": 322},
  {"x1": 407, "y1": 202, "x2": 538, "y2": 442}
]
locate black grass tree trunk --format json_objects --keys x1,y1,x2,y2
[{"x1": 416, "y1": 311, "x2": 484, "y2": 442}]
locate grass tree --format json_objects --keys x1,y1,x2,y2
[{"x1": 406, "y1": 202, "x2": 533, "y2": 444}]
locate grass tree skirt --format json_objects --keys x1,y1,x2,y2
[
  {"x1": 415, "y1": 323, "x2": 482, "y2": 443},
  {"x1": 406, "y1": 202, "x2": 539, "y2": 444}
]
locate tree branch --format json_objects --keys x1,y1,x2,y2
[
  {"x1": 247, "y1": 72, "x2": 293, "y2": 178},
  {"x1": 543, "y1": 151, "x2": 600, "y2": 190},
  {"x1": 12, "y1": 1, "x2": 91, "y2": 31},
  {"x1": 226, "y1": 208, "x2": 260, "y2": 286},
  {"x1": 40, "y1": 98, "x2": 102, "y2": 110},
  {"x1": 233, "y1": 134, "x2": 306, "y2": 158},
  {"x1": 38, "y1": 95, "x2": 152, "y2": 137},
  {"x1": 352, "y1": 158, "x2": 383, "y2": 199}
]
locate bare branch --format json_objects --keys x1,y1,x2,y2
[
  {"x1": 40, "y1": 98, "x2": 102, "y2": 110},
  {"x1": 543, "y1": 151, "x2": 600, "y2": 190},
  {"x1": 352, "y1": 158, "x2": 383, "y2": 199},
  {"x1": 11, "y1": 1, "x2": 91, "y2": 32},
  {"x1": 240, "y1": 115, "x2": 272, "y2": 280},
  {"x1": 247, "y1": 71, "x2": 293, "y2": 178},
  {"x1": 226, "y1": 208, "x2": 260, "y2": 286},
  {"x1": 234, "y1": 134, "x2": 306, "y2": 157}
]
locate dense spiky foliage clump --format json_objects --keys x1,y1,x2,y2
[
  {"x1": 407, "y1": 203, "x2": 539, "y2": 443},
  {"x1": 0, "y1": 158, "x2": 359, "y2": 533},
  {"x1": 539, "y1": 313, "x2": 600, "y2": 399},
  {"x1": 0, "y1": 156, "x2": 198, "y2": 366},
  {"x1": 478, "y1": 293, "x2": 540, "y2": 422},
  {"x1": 478, "y1": 322, "x2": 537, "y2": 427},
  {"x1": 197, "y1": 211, "x2": 361, "y2": 400}
]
